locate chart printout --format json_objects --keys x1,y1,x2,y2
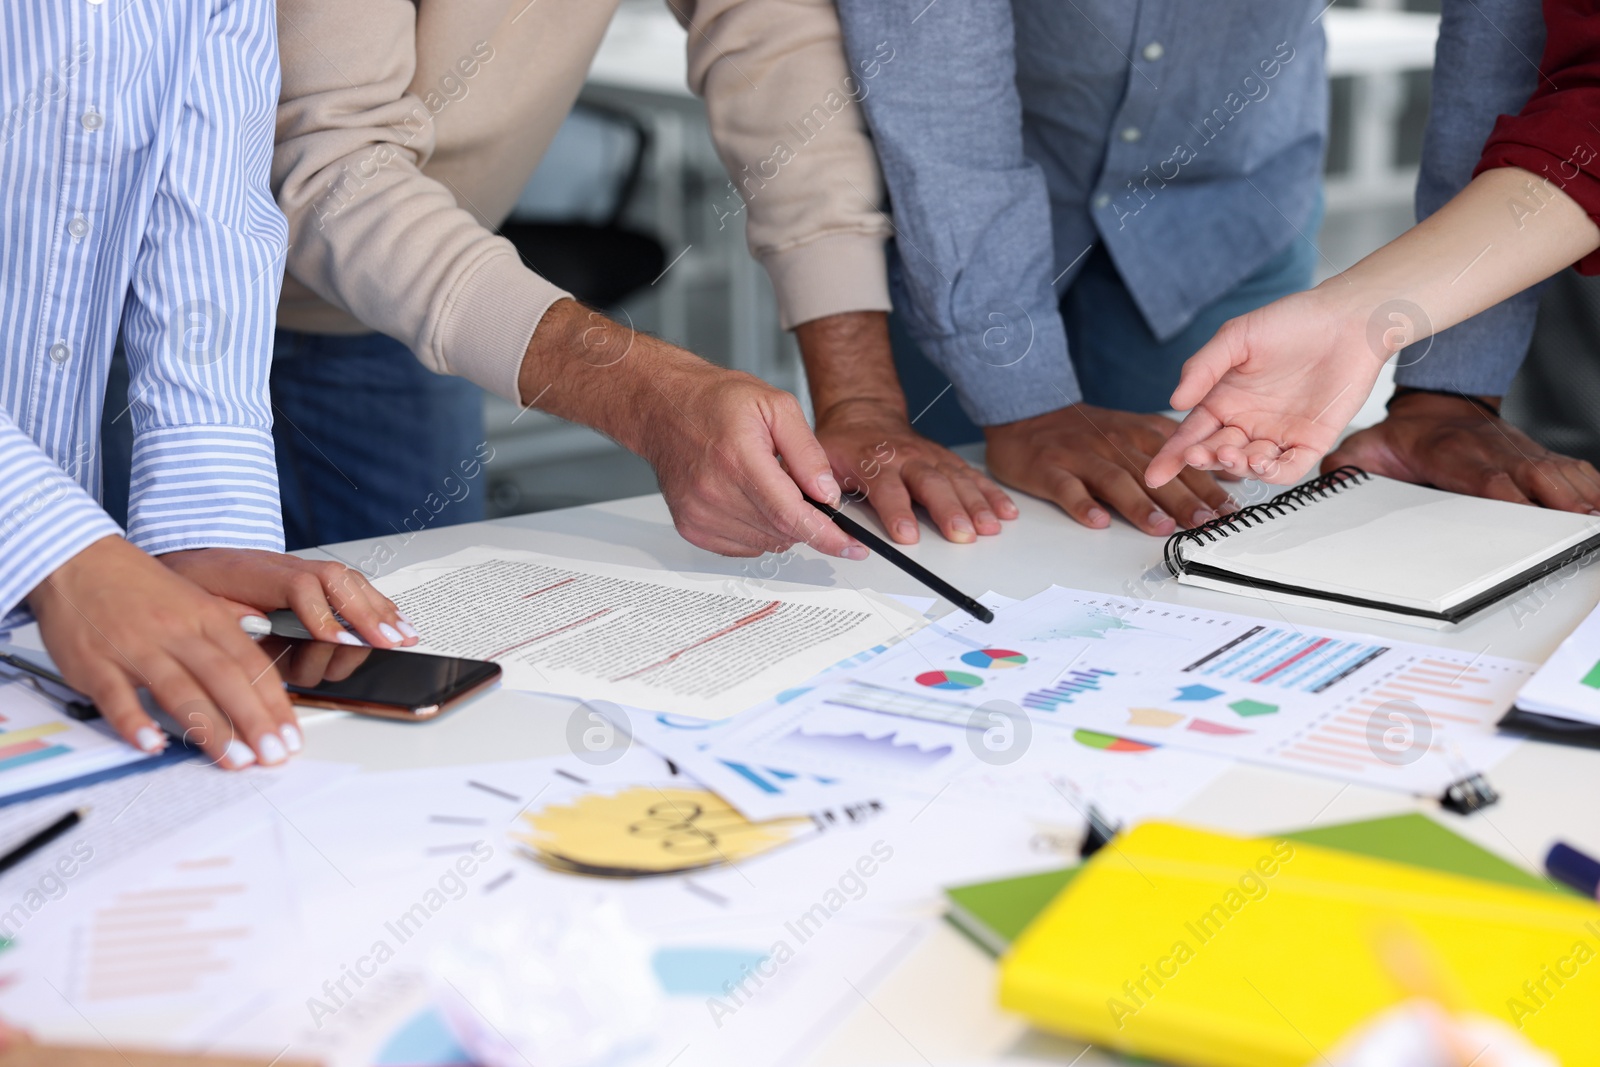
[{"x1": 843, "y1": 586, "x2": 1530, "y2": 794}]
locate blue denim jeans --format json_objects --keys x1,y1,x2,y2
[
  {"x1": 100, "y1": 330, "x2": 488, "y2": 550},
  {"x1": 1063, "y1": 221, "x2": 1320, "y2": 414},
  {"x1": 268, "y1": 330, "x2": 487, "y2": 550}
]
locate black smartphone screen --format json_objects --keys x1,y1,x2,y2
[{"x1": 258, "y1": 635, "x2": 501, "y2": 714}]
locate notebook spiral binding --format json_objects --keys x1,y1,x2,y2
[{"x1": 1163, "y1": 466, "x2": 1372, "y2": 578}]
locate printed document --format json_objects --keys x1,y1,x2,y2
[{"x1": 377, "y1": 546, "x2": 926, "y2": 717}]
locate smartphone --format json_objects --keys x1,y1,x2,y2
[{"x1": 258, "y1": 635, "x2": 501, "y2": 721}]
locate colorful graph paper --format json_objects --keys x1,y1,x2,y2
[
  {"x1": 1184, "y1": 626, "x2": 1388, "y2": 693},
  {"x1": 1022, "y1": 668, "x2": 1117, "y2": 712}
]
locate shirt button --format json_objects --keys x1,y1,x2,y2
[
  {"x1": 1093, "y1": 193, "x2": 1112, "y2": 209},
  {"x1": 48, "y1": 342, "x2": 71, "y2": 364},
  {"x1": 1120, "y1": 126, "x2": 1142, "y2": 143},
  {"x1": 67, "y1": 216, "x2": 90, "y2": 239},
  {"x1": 1142, "y1": 41, "x2": 1164, "y2": 62},
  {"x1": 81, "y1": 108, "x2": 103, "y2": 131}
]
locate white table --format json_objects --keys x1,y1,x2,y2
[{"x1": 298, "y1": 463, "x2": 1600, "y2": 1065}]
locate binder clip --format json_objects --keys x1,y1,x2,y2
[
  {"x1": 1080, "y1": 805, "x2": 1123, "y2": 858},
  {"x1": 1440, "y1": 773, "x2": 1500, "y2": 815}
]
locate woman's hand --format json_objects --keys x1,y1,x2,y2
[
  {"x1": 1146, "y1": 288, "x2": 1384, "y2": 488},
  {"x1": 159, "y1": 548, "x2": 419, "y2": 648},
  {"x1": 30, "y1": 537, "x2": 298, "y2": 768}
]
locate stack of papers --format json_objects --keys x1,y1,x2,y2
[
  {"x1": 0, "y1": 544, "x2": 1554, "y2": 1067},
  {"x1": 0, "y1": 678, "x2": 170, "y2": 807},
  {"x1": 816, "y1": 585, "x2": 1528, "y2": 796},
  {"x1": 1513, "y1": 600, "x2": 1600, "y2": 726},
  {"x1": 616, "y1": 586, "x2": 1528, "y2": 819}
]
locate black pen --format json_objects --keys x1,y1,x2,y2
[
  {"x1": 805, "y1": 495, "x2": 995, "y2": 624},
  {"x1": 0, "y1": 651, "x2": 98, "y2": 720},
  {"x1": 0, "y1": 807, "x2": 86, "y2": 878}
]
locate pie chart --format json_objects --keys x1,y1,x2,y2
[
  {"x1": 1073, "y1": 729, "x2": 1157, "y2": 753},
  {"x1": 915, "y1": 670, "x2": 984, "y2": 691},
  {"x1": 960, "y1": 648, "x2": 1029, "y2": 670}
]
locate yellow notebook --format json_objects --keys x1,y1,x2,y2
[{"x1": 1000, "y1": 822, "x2": 1600, "y2": 1066}]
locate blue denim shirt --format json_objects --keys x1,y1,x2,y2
[
  {"x1": 836, "y1": 0, "x2": 1328, "y2": 424},
  {"x1": 1395, "y1": 0, "x2": 1545, "y2": 395}
]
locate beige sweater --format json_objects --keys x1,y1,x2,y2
[{"x1": 272, "y1": 0, "x2": 892, "y2": 404}]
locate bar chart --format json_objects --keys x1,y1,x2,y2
[
  {"x1": 1184, "y1": 626, "x2": 1389, "y2": 693},
  {"x1": 1022, "y1": 668, "x2": 1119, "y2": 712}
]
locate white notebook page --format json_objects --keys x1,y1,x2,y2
[{"x1": 1184, "y1": 476, "x2": 1600, "y2": 613}]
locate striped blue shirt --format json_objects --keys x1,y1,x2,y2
[{"x1": 0, "y1": 0, "x2": 287, "y2": 627}]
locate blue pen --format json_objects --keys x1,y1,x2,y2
[{"x1": 1544, "y1": 841, "x2": 1600, "y2": 899}]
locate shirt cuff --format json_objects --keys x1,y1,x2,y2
[
  {"x1": 435, "y1": 247, "x2": 573, "y2": 404},
  {"x1": 762, "y1": 233, "x2": 892, "y2": 330},
  {"x1": 917, "y1": 312, "x2": 1080, "y2": 426},
  {"x1": 0, "y1": 464, "x2": 123, "y2": 624},
  {"x1": 127, "y1": 426, "x2": 285, "y2": 555}
]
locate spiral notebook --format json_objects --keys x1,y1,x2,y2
[{"x1": 1164, "y1": 468, "x2": 1600, "y2": 628}]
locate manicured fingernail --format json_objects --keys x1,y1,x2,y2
[
  {"x1": 950, "y1": 516, "x2": 974, "y2": 538},
  {"x1": 1219, "y1": 497, "x2": 1239, "y2": 514},
  {"x1": 135, "y1": 726, "x2": 165, "y2": 752},
  {"x1": 1087, "y1": 507, "x2": 1109, "y2": 525},
  {"x1": 894, "y1": 520, "x2": 918, "y2": 541},
  {"x1": 397, "y1": 620, "x2": 420, "y2": 640},
  {"x1": 1192, "y1": 508, "x2": 1216, "y2": 526},
  {"x1": 334, "y1": 630, "x2": 363, "y2": 646},
  {"x1": 976, "y1": 511, "x2": 997, "y2": 527},
  {"x1": 398, "y1": 611, "x2": 416, "y2": 625},
  {"x1": 256, "y1": 734, "x2": 287, "y2": 765},
  {"x1": 378, "y1": 622, "x2": 403, "y2": 644},
  {"x1": 238, "y1": 615, "x2": 272, "y2": 636},
  {"x1": 222, "y1": 739, "x2": 257, "y2": 769},
  {"x1": 817, "y1": 473, "x2": 842, "y2": 504},
  {"x1": 1148, "y1": 509, "x2": 1174, "y2": 529},
  {"x1": 841, "y1": 544, "x2": 869, "y2": 561},
  {"x1": 280, "y1": 725, "x2": 303, "y2": 753}
]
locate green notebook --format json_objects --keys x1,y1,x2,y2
[{"x1": 945, "y1": 813, "x2": 1568, "y2": 956}]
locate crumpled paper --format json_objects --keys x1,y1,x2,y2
[
  {"x1": 431, "y1": 896, "x2": 664, "y2": 1067},
  {"x1": 1328, "y1": 999, "x2": 1558, "y2": 1067}
]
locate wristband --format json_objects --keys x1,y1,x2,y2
[{"x1": 1386, "y1": 386, "x2": 1501, "y2": 419}]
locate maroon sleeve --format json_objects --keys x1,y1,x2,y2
[{"x1": 1473, "y1": 0, "x2": 1600, "y2": 274}]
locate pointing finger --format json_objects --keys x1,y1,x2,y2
[{"x1": 1147, "y1": 407, "x2": 1224, "y2": 488}]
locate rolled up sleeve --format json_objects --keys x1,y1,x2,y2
[
  {"x1": 682, "y1": 0, "x2": 894, "y2": 329},
  {"x1": 273, "y1": 1, "x2": 569, "y2": 403},
  {"x1": 1473, "y1": 0, "x2": 1600, "y2": 276}
]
